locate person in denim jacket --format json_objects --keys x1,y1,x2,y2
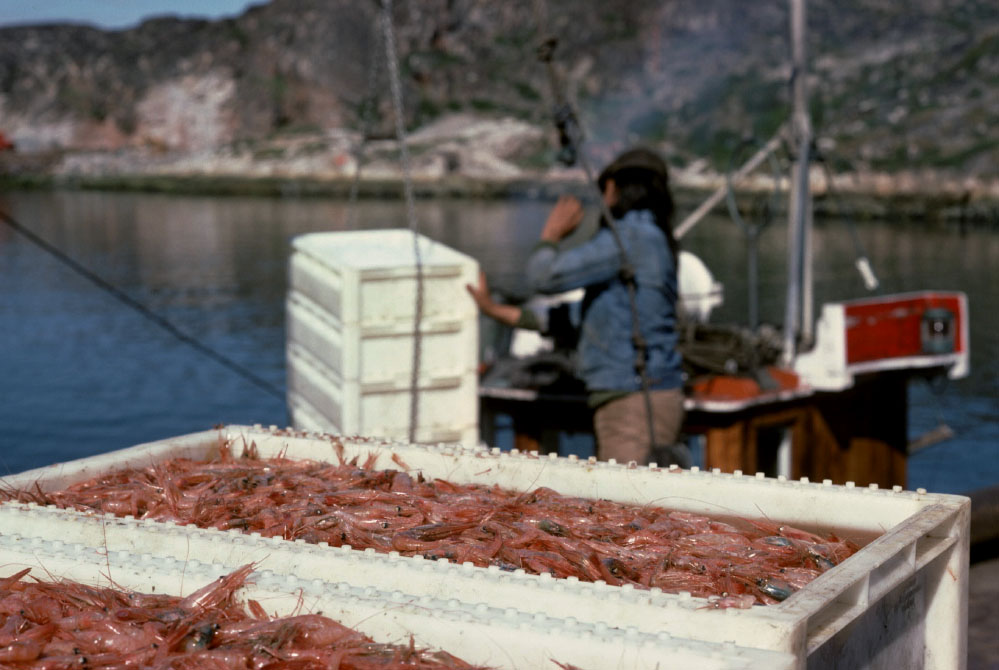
[{"x1": 468, "y1": 147, "x2": 689, "y2": 466}]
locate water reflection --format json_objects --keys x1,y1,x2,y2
[{"x1": 0, "y1": 188, "x2": 996, "y2": 493}]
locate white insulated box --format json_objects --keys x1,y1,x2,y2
[
  {"x1": 286, "y1": 230, "x2": 479, "y2": 446},
  {"x1": 288, "y1": 230, "x2": 479, "y2": 330},
  {"x1": 286, "y1": 343, "x2": 479, "y2": 446},
  {"x1": 0, "y1": 532, "x2": 794, "y2": 669},
  {"x1": 0, "y1": 426, "x2": 970, "y2": 670},
  {"x1": 287, "y1": 292, "x2": 476, "y2": 386}
]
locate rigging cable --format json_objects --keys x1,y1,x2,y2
[
  {"x1": 0, "y1": 208, "x2": 285, "y2": 402},
  {"x1": 379, "y1": 0, "x2": 425, "y2": 444},
  {"x1": 531, "y1": 1, "x2": 665, "y2": 459},
  {"x1": 724, "y1": 135, "x2": 784, "y2": 329},
  {"x1": 813, "y1": 151, "x2": 881, "y2": 292},
  {"x1": 532, "y1": 0, "x2": 576, "y2": 167},
  {"x1": 343, "y1": 7, "x2": 387, "y2": 228}
]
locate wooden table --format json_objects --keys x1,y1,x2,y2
[{"x1": 479, "y1": 369, "x2": 910, "y2": 488}]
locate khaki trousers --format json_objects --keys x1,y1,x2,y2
[{"x1": 593, "y1": 388, "x2": 687, "y2": 466}]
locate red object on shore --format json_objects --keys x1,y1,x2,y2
[{"x1": 0, "y1": 131, "x2": 14, "y2": 151}]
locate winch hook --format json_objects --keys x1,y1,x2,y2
[{"x1": 536, "y1": 35, "x2": 578, "y2": 166}]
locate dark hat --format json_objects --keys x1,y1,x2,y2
[{"x1": 597, "y1": 147, "x2": 669, "y2": 189}]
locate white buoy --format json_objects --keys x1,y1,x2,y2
[{"x1": 678, "y1": 250, "x2": 724, "y2": 323}]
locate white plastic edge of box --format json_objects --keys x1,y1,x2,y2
[{"x1": 0, "y1": 534, "x2": 795, "y2": 670}]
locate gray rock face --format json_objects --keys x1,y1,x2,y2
[{"x1": 0, "y1": 0, "x2": 996, "y2": 185}]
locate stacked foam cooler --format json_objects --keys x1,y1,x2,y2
[
  {"x1": 286, "y1": 230, "x2": 480, "y2": 446},
  {"x1": 0, "y1": 426, "x2": 970, "y2": 670}
]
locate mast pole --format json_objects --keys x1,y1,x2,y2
[
  {"x1": 782, "y1": 0, "x2": 813, "y2": 364},
  {"x1": 798, "y1": 0, "x2": 815, "y2": 345}
]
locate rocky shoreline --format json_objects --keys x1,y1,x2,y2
[{"x1": 3, "y1": 115, "x2": 998, "y2": 226}]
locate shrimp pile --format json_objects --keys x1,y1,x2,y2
[
  {"x1": 1, "y1": 443, "x2": 859, "y2": 606},
  {"x1": 0, "y1": 565, "x2": 485, "y2": 669}
]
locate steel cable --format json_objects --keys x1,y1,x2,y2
[
  {"x1": 0, "y1": 208, "x2": 285, "y2": 402},
  {"x1": 530, "y1": 0, "x2": 662, "y2": 458},
  {"x1": 380, "y1": 0, "x2": 425, "y2": 444},
  {"x1": 344, "y1": 6, "x2": 387, "y2": 229}
]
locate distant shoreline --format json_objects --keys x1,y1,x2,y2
[{"x1": 3, "y1": 170, "x2": 997, "y2": 228}]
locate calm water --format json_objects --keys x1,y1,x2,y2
[{"x1": 1, "y1": 188, "x2": 996, "y2": 494}]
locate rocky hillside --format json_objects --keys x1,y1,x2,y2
[{"x1": 0, "y1": 0, "x2": 997, "y2": 203}]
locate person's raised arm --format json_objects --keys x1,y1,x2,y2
[{"x1": 540, "y1": 195, "x2": 585, "y2": 243}]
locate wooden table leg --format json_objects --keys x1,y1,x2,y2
[{"x1": 704, "y1": 421, "x2": 747, "y2": 473}]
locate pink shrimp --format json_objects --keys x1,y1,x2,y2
[
  {"x1": 279, "y1": 614, "x2": 366, "y2": 648},
  {"x1": 650, "y1": 569, "x2": 719, "y2": 597},
  {"x1": 0, "y1": 620, "x2": 56, "y2": 649},
  {"x1": 0, "y1": 640, "x2": 42, "y2": 662},
  {"x1": 246, "y1": 599, "x2": 268, "y2": 620},
  {"x1": 0, "y1": 568, "x2": 31, "y2": 590},
  {"x1": 0, "y1": 592, "x2": 31, "y2": 617},
  {"x1": 390, "y1": 452, "x2": 413, "y2": 471},
  {"x1": 15, "y1": 445, "x2": 862, "y2": 605},
  {"x1": 72, "y1": 619, "x2": 162, "y2": 655},
  {"x1": 743, "y1": 518, "x2": 831, "y2": 545},
  {"x1": 2, "y1": 566, "x2": 489, "y2": 669},
  {"x1": 399, "y1": 521, "x2": 478, "y2": 543},
  {"x1": 703, "y1": 593, "x2": 757, "y2": 609},
  {"x1": 775, "y1": 566, "x2": 823, "y2": 589},
  {"x1": 177, "y1": 563, "x2": 255, "y2": 614},
  {"x1": 808, "y1": 540, "x2": 859, "y2": 567},
  {"x1": 16, "y1": 597, "x2": 62, "y2": 627}
]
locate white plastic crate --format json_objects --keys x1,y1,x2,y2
[
  {"x1": 286, "y1": 292, "x2": 477, "y2": 386},
  {"x1": 0, "y1": 426, "x2": 969, "y2": 670},
  {"x1": 288, "y1": 230, "x2": 479, "y2": 327},
  {"x1": 286, "y1": 230, "x2": 479, "y2": 445},
  {"x1": 286, "y1": 343, "x2": 478, "y2": 445},
  {"x1": 0, "y1": 534, "x2": 794, "y2": 670},
  {"x1": 287, "y1": 389, "x2": 479, "y2": 446}
]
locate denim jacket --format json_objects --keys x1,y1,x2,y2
[{"x1": 525, "y1": 209, "x2": 682, "y2": 393}]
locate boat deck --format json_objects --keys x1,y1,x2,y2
[{"x1": 480, "y1": 366, "x2": 911, "y2": 488}]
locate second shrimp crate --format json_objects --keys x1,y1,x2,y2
[
  {"x1": 0, "y1": 533, "x2": 794, "y2": 669},
  {"x1": 0, "y1": 425, "x2": 969, "y2": 670}
]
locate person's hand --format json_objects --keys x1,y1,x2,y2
[
  {"x1": 465, "y1": 271, "x2": 522, "y2": 327},
  {"x1": 540, "y1": 195, "x2": 584, "y2": 243},
  {"x1": 466, "y1": 270, "x2": 494, "y2": 314}
]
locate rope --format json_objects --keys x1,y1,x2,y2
[
  {"x1": 532, "y1": 0, "x2": 576, "y2": 167},
  {"x1": 0, "y1": 208, "x2": 285, "y2": 402},
  {"x1": 724, "y1": 137, "x2": 783, "y2": 329},
  {"x1": 379, "y1": 0, "x2": 425, "y2": 444},
  {"x1": 674, "y1": 130, "x2": 785, "y2": 239},
  {"x1": 529, "y1": 4, "x2": 659, "y2": 456},
  {"x1": 344, "y1": 8, "x2": 387, "y2": 228},
  {"x1": 814, "y1": 153, "x2": 881, "y2": 292}
]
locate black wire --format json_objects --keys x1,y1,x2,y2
[
  {"x1": 529, "y1": 12, "x2": 660, "y2": 453},
  {"x1": 813, "y1": 149, "x2": 881, "y2": 294},
  {"x1": 0, "y1": 208, "x2": 286, "y2": 402}
]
